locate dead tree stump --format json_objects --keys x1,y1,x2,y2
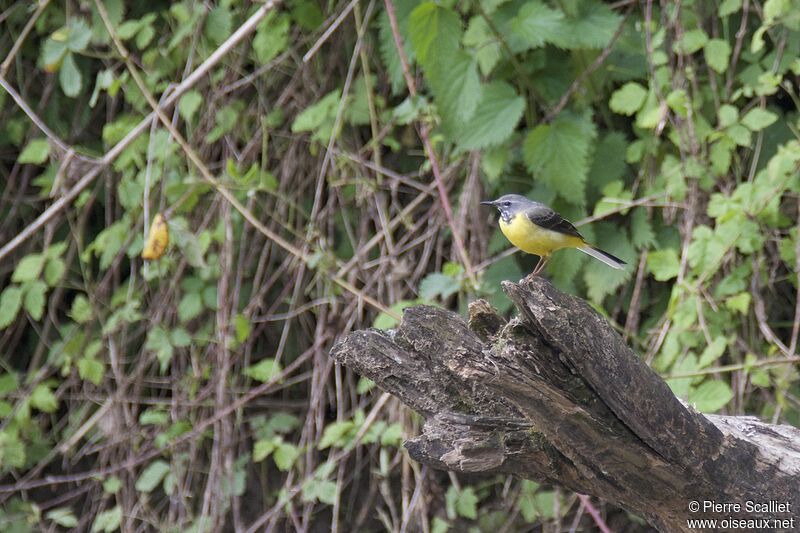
[{"x1": 330, "y1": 277, "x2": 800, "y2": 531}]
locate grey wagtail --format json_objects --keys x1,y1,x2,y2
[{"x1": 481, "y1": 194, "x2": 626, "y2": 276}]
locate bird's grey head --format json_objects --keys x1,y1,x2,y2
[{"x1": 480, "y1": 194, "x2": 533, "y2": 223}]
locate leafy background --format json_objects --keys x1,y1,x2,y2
[{"x1": 0, "y1": 0, "x2": 799, "y2": 530}]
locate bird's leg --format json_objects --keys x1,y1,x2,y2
[
  {"x1": 525, "y1": 256, "x2": 549, "y2": 280},
  {"x1": 534, "y1": 256, "x2": 549, "y2": 276}
]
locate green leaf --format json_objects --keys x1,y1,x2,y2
[
  {"x1": 273, "y1": 442, "x2": 300, "y2": 471},
  {"x1": 103, "y1": 476, "x2": 122, "y2": 494},
  {"x1": 204, "y1": 6, "x2": 233, "y2": 45},
  {"x1": 318, "y1": 419, "x2": 356, "y2": 449},
  {"x1": 689, "y1": 380, "x2": 733, "y2": 413},
  {"x1": 464, "y1": 16, "x2": 501, "y2": 75},
  {"x1": 31, "y1": 383, "x2": 58, "y2": 413},
  {"x1": 69, "y1": 295, "x2": 93, "y2": 324},
  {"x1": 59, "y1": 53, "x2": 82, "y2": 97},
  {"x1": 725, "y1": 292, "x2": 751, "y2": 314},
  {"x1": 408, "y1": 3, "x2": 461, "y2": 66},
  {"x1": 253, "y1": 438, "x2": 277, "y2": 462},
  {"x1": 719, "y1": 0, "x2": 742, "y2": 16},
  {"x1": 427, "y1": 50, "x2": 481, "y2": 127},
  {"x1": 704, "y1": 39, "x2": 731, "y2": 73},
  {"x1": 381, "y1": 423, "x2": 404, "y2": 446},
  {"x1": 170, "y1": 327, "x2": 192, "y2": 347},
  {"x1": 178, "y1": 90, "x2": 203, "y2": 122},
  {"x1": 456, "y1": 81, "x2": 525, "y2": 150},
  {"x1": 522, "y1": 110, "x2": 597, "y2": 205},
  {"x1": 23, "y1": 280, "x2": 47, "y2": 321},
  {"x1": 0, "y1": 286, "x2": 22, "y2": 329},
  {"x1": 630, "y1": 208, "x2": 656, "y2": 249},
  {"x1": 91, "y1": 506, "x2": 122, "y2": 533},
  {"x1": 145, "y1": 327, "x2": 174, "y2": 372},
  {"x1": 253, "y1": 12, "x2": 290, "y2": 63},
  {"x1": 675, "y1": 28, "x2": 708, "y2": 54},
  {"x1": 552, "y1": 0, "x2": 622, "y2": 49},
  {"x1": 44, "y1": 258, "x2": 66, "y2": 286},
  {"x1": 609, "y1": 82, "x2": 648, "y2": 115},
  {"x1": 17, "y1": 139, "x2": 50, "y2": 164},
  {"x1": 245, "y1": 358, "x2": 283, "y2": 383},
  {"x1": 46, "y1": 508, "x2": 79, "y2": 528},
  {"x1": 139, "y1": 409, "x2": 169, "y2": 426},
  {"x1": 511, "y1": 2, "x2": 565, "y2": 49},
  {"x1": 419, "y1": 273, "x2": 461, "y2": 301},
  {"x1": 178, "y1": 292, "x2": 203, "y2": 322},
  {"x1": 647, "y1": 249, "x2": 680, "y2": 281},
  {"x1": 432, "y1": 518, "x2": 450, "y2": 533},
  {"x1": 12, "y1": 253, "x2": 45, "y2": 282},
  {"x1": 66, "y1": 18, "x2": 92, "y2": 52},
  {"x1": 455, "y1": 487, "x2": 478, "y2": 519},
  {"x1": 378, "y1": 0, "x2": 418, "y2": 94},
  {"x1": 698, "y1": 337, "x2": 727, "y2": 368},
  {"x1": 135, "y1": 460, "x2": 171, "y2": 493},
  {"x1": 78, "y1": 357, "x2": 104, "y2": 385},
  {"x1": 373, "y1": 300, "x2": 418, "y2": 329},
  {"x1": 741, "y1": 108, "x2": 777, "y2": 131},
  {"x1": 291, "y1": 90, "x2": 341, "y2": 142},
  {"x1": 718, "y1": 104, "x2": 738, "y2": 127}
]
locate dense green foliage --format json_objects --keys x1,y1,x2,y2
[{"x1": 0, "y1": 0, "x2": 798, "y2": 530}]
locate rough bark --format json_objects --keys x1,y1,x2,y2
[{"x1": 330, "y1": 278, "x2": 800, "y2": 532}]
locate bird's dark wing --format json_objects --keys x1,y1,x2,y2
[{"x1": 526, "y1": 205, "x2": 584, "y2": 240}]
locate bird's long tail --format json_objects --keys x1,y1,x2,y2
[{"x1": 578, "y1": 245, "x2": 626, "y2": 270}]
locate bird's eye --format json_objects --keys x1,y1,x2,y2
[{"x1": 503, "y1": 201, "x2": 511, "y2": 207}]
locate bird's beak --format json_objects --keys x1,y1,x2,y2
[{"x1": 480, "y1": 200, "x2": 496, "y2": 207}]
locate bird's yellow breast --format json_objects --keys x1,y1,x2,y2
[{"x1": 499, "y1": 213, "x2": 583, "y2": 257}]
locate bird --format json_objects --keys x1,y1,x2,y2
[{"x1": 481, "y1": 194, "x2": 626, "y2": 277}]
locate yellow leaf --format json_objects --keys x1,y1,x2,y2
[{"x1": 142, "y1": 214, "x2": 169, "y2": 260}]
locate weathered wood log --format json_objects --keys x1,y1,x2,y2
[{"x1": 330, "y1": 278, "x2": 800, "y2": 531}]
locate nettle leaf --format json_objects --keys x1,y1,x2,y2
[
  {"x1": 253, "y1": 12, "x2": 290, "y2": 64},
  {"x1": 291, "y1": 90, "x2": 341, "y2": 142},
  {"x1": 0, "y1": 286, "x2": 23, "y2": 329},
  {"x1": 60, "y1": 53, "x2": 82, "y2": 98},
  {"x1": 551, "y1": 0, "x2": 622, "y2": 49},
  {"x1": 689, "y1": 380, "x2": 733, "y2": 413},
  {"x1": 674, "y1": 28, "x2": 708, "y2": 54},
  {"x1": 741, "y1": 108, "x2": 778, "y2": 131},
  {"x1": 245, "y1": 358, "x2": 283, "y2": 383},
  {"x1": 135, "y1": 460, "x2": 171, "y2": 493},
  {"x1": 178, "y1": 90, "x2": 203, "y2": 122},
  {"x1": 145, "y1": 327, "x2": 174, "y2": 372},
  {"x1": 523, "y1": 110, "x2": 597, "y2": 205},
  {"x1": 419, "y1": 273, "x2": 461, "y2": 301},
  {"x1": 463, "y1": 16, "x2": 501, "y2": 75},
  {"x1": 379, "y1": 0, "x2": 419, "y2": 94},
  {"x1": 91, "y1": 506, "x2": 121, "y2": 533},
  {"x1": 204, "y1": 5, "x2": 233, "y2": 46},
  {"x1": 12, "y1": 253, "x2": 45, "y2": 282},
  {"x1": 631, "y1": 208, "x2": 656, "y2": 249},
  {"x1": 427, "y1": 50, "x2": 481, "y2": 128},
  {"x1": 609, "y1": 82, "x2": 647, "y2": 115},
  {"x1": 17, "y1": 139, "x2": 51, "y2": 164},
  {"x1": 408, "y1": 2, "x2": 461, "y2": 66},
  {"x1": 456, "y1": 81, "x2": 525, "y2": 150},
  {"x1": 647, "y1": 249, "x2": 680, "y2": 281},
  {"x1": 31, "y1": 383, "x2": 58, "y2": 412},
  {"x1": 704, "y1": 39, "x2": 731, "y2": 73},
  {"x1": 373, "y1": 299, "x2": 418, "y2": 329},
  {"x1": 23, "y1": 281, "x2": 47, "y2": 321},
  {"x1": 511, "y1": 1, "x2": 565, "y2": 49}
]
